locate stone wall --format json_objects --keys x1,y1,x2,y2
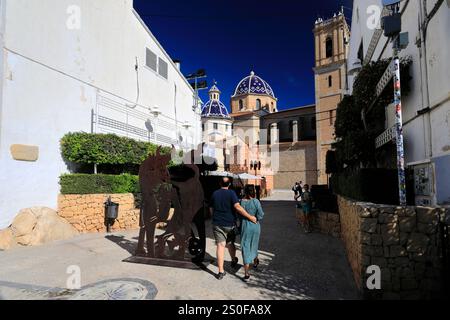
[
  {"x1": 295, "y1": 207, "x2": 340, "y2": 238},
  {"x1": 311, "y1": 211, "x2": 341, "y2": 238},
  {"x1": 58, "y1": 194, "x2": 139, "y2": 233},
  {"x1": 338, "y1": 195, "x2": 449, "y2": 299}
]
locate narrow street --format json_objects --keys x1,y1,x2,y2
[{"x1": 0, "y1": 191, "x2": 359, "y2": 300}]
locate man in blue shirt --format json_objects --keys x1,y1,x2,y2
[{"x1": 210, "y1": 177, "x2": 257, "y2": 280}]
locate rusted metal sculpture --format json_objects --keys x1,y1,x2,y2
[{"x1": 125, "y1": 147, "x2": 206, "y2": 268}]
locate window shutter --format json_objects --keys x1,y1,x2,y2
[
  {"x1": 158, "y1": 58, "x2": 168, "y2": 79},
  {"x1": 146, "y1": 48, "x2": 157, "y2": 71}
]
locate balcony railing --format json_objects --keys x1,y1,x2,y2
[{"x1": 375, "y1": 125, "x2": 396, "y2": 149}]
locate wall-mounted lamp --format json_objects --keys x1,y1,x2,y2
[
  {"x1": 151, "y1": 107, "x2": 161, "y2": 117},
  {"x1": 182, "y1": 121, "x2": 191, "y2": 129}
]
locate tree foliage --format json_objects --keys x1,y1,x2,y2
[{"x1": 333, "y1": 58, "x2": 412, "y2": 171}]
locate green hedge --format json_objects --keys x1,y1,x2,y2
[
  {"x1": 61, "y1": 132, "x2": 171, "y2": 165},
  {"x1": 60, "y1": 174, "x2": 139, "y2": 195}
]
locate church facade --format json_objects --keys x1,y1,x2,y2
[{"x1": 201, "y1": 71, "x2": 318, "y2": 192}]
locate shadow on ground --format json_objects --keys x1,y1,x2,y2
[{"x1": 106, "y1": 198, "x2": 359, "y2": 300}]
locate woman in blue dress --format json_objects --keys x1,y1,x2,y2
[{"x1": 239, "y1": 185, "x2": 265, "y2": 281}]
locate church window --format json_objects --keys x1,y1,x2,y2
[
  {"x1": 239, "y1": 100, "x2": 244, "y2": 110},
  {"x1": 328, "y1": 75, "x2": 333, "y2": 87},
  {"x1": 202, "y1": 124, "x2": 205, "y2": 131},
  {"x1": 214, "y1": 123, "x2": 218, "y2": 130},
  {"x1": 326, "y1": 37, "x2": 333, "y2": 58},
  {"x1": 256, "y1": 99, "x2": 261, "y2": 110}
]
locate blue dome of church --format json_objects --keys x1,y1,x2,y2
[
  {"x1": 201, "y1": 84, "x2": 231, "y2": 119},
  {"x1": 233, "y1": 71, "x2": 275, "y2": 98}
]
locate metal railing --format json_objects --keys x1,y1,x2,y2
[
  {"x1": 93, "y1": 90, "x2": 196, "y2": 150},
  {"x1": 375, "y1": 125, "x2": 396, "y2": 149}
]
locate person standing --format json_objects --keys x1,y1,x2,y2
[
  {"x1": 240, "y1": 185, "x2": 265, "y2": 282},
  {"x1": 297, "y1": 181, "x2": 304, "y2": 201},
  {"x1": 210, "y1": 177, "x2": 257, "y2": 280},
  {"x1": 301, "y1": 184, "x2": 313, "y2": 233},
  {"x1": 292, "y1": 182, "x2": 300, "y2": 201}
]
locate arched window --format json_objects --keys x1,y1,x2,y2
[
  {"x1": 239, "y1": 99, "x2": 244, "y2": 110},
  {"x1": 326, "y1": 37, "x2": 333, "y2": 58},
  {"x1": 328, "y1": 75, "x2": 332, "y2": 87},
  {"x1": 256, "y1": 99, "x2": 261, "y2": 110}
]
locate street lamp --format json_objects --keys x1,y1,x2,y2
[
  {"x1": 185, "y1": 69, "x2": 208, "y2": 113},
  {"x1": 381, "y1": 0, "x2": 408, "y2": 206}
]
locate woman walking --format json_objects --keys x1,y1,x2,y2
[{"x1": 240, "y1": 185, "x2": 265, "y2": 282}]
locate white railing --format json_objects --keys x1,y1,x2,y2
[
  {"x1": 93, "y1": 91, "x2": 196, "y2": 150},
  {"x1": 376, "y1": 125, "x2": 396, "y2": 149}
]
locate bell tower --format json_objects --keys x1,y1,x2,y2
[{"x1": 313, "y1": 10, "x2": 350, "y2": 184}]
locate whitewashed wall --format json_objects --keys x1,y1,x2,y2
[
  {"x1": 347, "y1": 0, "x2": 450, "y2": 205},
  {"x1": 0, "y1": 0, "x2": 201, "y2": 228}
]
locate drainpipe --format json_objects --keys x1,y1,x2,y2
[{"x1": 418, "y1": 1, "x2": 432, "y2": 159}]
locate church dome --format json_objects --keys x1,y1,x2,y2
[
  {"x1": 201, "y1": 84, "x2": 231, "y2": 119},
  {"x1": 233, "y1": 71, "x2": 275, "y2": 98}
]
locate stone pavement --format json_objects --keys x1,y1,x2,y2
[{"x1": 0, "y1": 191, "x2": 360, "y2": 300}]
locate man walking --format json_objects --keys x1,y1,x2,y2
[{"x1": 210, "y1": 177, "x2": 257, "y2": 280}]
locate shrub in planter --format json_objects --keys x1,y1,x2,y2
[
  {"x1": 59, "y1": 174, "x2": 139, "y2": 195},
  {"x1": 60, "y1": 132, "x2": 170, "y2": 166}
]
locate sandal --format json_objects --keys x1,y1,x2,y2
[{"x1": 231, "y1": 257, "x2": 239, "y2": 269}]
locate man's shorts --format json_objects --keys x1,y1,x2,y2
[{"x1": 213, "y1": 225, "x2": 236, "y2": 245}]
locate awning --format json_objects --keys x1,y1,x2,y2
[
  {"x1": 237, "y1": 173, "x2": 263, "y2": 180},
  {"x1": 206, "y1": 171, "x2": 238, "y2": 178}
]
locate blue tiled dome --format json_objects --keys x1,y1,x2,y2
[
  {"x1": 201, "y1": 100, "x2": 230, "y2": 118},
  {"x1": 201, "y1": 84, "x2": 231, "y2": 119},
  {"x1": 233, "y1": 71, "x2": 275, "y2": 98}
]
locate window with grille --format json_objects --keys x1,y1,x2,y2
[
  {"x1": 158, "y1": 58, "x2": 168, "y2": 79},
  {"x1": 146, "y1": 48, "x2": 157, "y2": 71}
]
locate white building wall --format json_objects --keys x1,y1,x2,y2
[
  {"x1": 347, "y1": 0, "x2": 450, "y2": 205},
  {"x1": 0, "y1": 0, "x2": 201, "y2": 228}
]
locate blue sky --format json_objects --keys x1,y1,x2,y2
[{"x1": 134, "y1": 0, "x2": 352, "y2": 111}]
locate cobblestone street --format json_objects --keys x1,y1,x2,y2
[{"x1": 0, "y1": 191, "x2": 359, "y2": 300}]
